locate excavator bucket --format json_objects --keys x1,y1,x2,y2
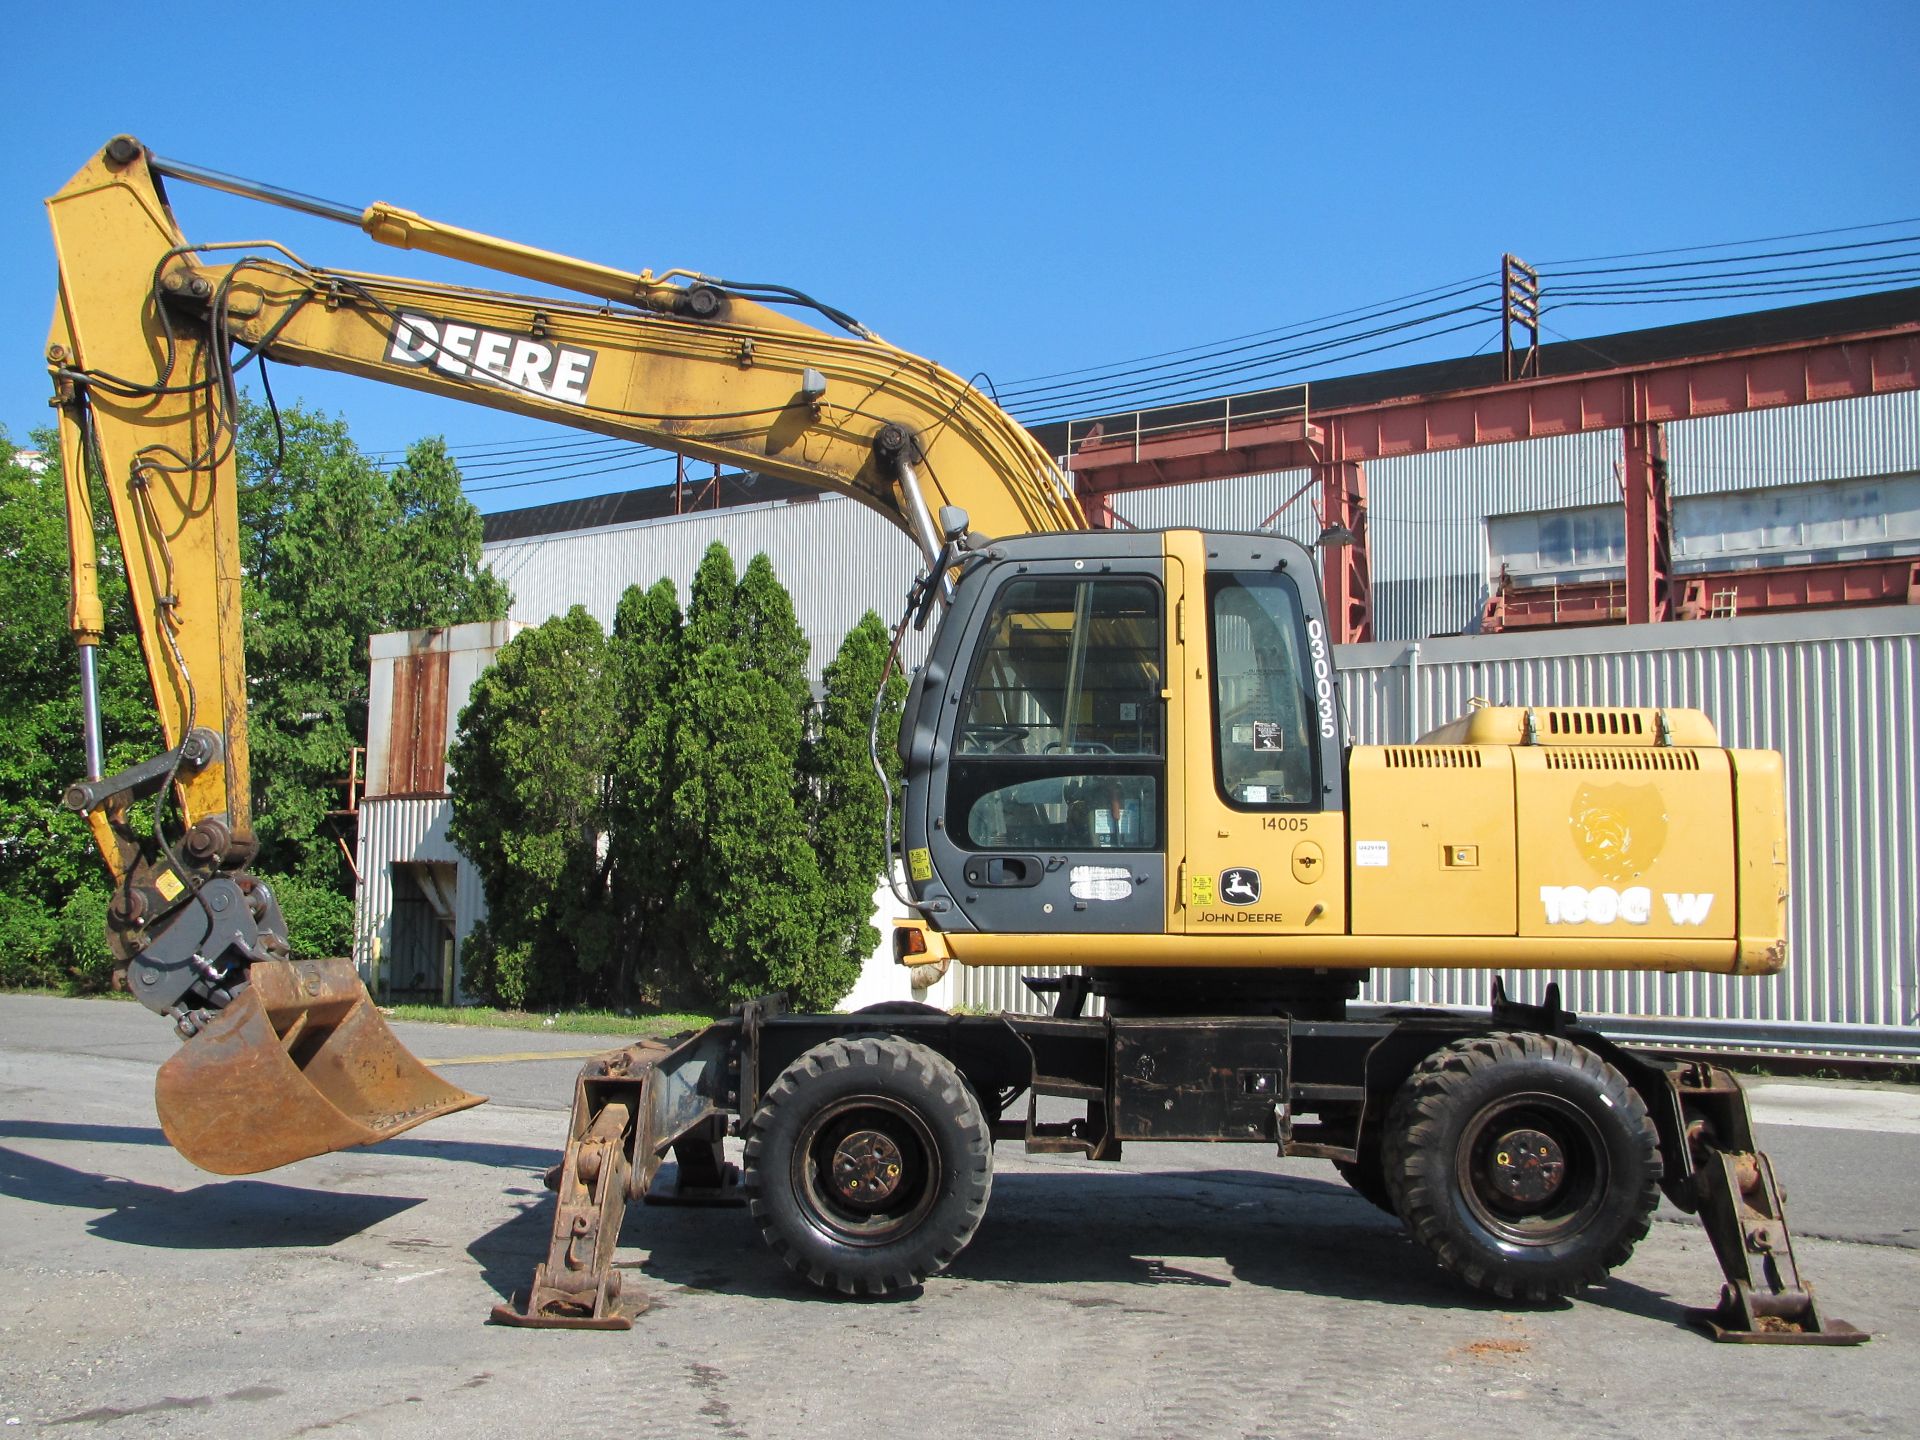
[{"x1": 154, "y1": 956, "x2": 483, "y2": 1175}]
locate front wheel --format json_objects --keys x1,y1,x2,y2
[
  {"x1": 744, "y1": 1036, "x2": 992, "y2": 1295},
  {"x1": 1382, "y1": 1031, "x2": 1660, "y2": 1302}
]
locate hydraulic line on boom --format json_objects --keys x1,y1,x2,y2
[{"x1": 45, "y1": 135, "x2": 1077, "y2": 1174}]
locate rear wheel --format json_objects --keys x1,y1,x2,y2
[
  {"x1": 1324, "y1": 1098, "x2": 1395, "y2": 1214},
  {"x1": 852, "y1": 1001, "x2": 950, "y2": 1017},
  {"x1": 1382, "y1": 1031, "x2": 1660, "y2": 1302},
  {"x1": 744, "y1": 1036, "x2": 992, "y2": 1295},
  {"x1": 1333, "y1": 1153, "x2": 1396, "y2": 1216}
]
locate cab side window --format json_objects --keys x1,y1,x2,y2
[
  {"x1": 949, "y1": 577, "x2": 1163, "y2": 851},
  {"x1": 1208, "y1": 573, "x2": 1319, "y2": 808}
]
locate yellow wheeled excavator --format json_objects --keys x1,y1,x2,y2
[{"x1": 42, "y1": 136, "x2": 1861, "y2": 1343}]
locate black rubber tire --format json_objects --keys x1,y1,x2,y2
[
  {"x1": 852, "y1": 1001, "x2": 949, "y2": 1017},
  {"x1": 1381, "y1": 1031, "x2": 1660, "y2": 1303},
  {"x1": 1333, "y1": 1153, "x2": 1397, "y2": 1216},
  {"x1": 744, "y1": 1036, "x2": 992, "y2": 1296}
]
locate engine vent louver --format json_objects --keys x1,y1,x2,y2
[
  {"x1": 1543, "y1": 750, "x2": 1701, "y2": 771},
  {"x1": 1383, "y1": 747, "x2": 1484, "y2": 768},
  {"x1": 1545, "y1": 709, "x2": 1646, "y2": 738}
]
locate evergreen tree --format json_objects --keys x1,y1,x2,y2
[
  {"x1": 447, "y1": 606, "x2": 615, "y2": 1008},
  {"x1": 801, "y1": 611, "x2": 908, "y2": 1004},
  {"x1": 670, "y1": 546, "x2": 831, "y2": 1007},
  {"x1": 606, "y1": 577, "x2": 687, "y2": 1004}
]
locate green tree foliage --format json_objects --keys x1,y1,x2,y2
[
  {"x1": 800, "y1": 612, "x2": 908, "y2": 1002},
  {"x1": 240, "y1": 408, "x2": 509, "y2": 885},
  {"x1": 605, "y1": 578, "x2": 687, "y2": 1002},
  {"x1": 266, "y1": 874, "x2": 357, "y2": 960},
  {"x1": 382, "y1": 438, "x2": 513, "y2": 629},
  {"x1": 671, "y1": 550, "x2": 832, "y2": 1008},
  {"x1": 1, "y1": 402, "x2": 508, "y2": 993},
  {"x1": 447, "y1": 607, "x2": 615, "y2": 1009},
  {"x1": 445, "y1": 545, "x2": 899, "y2": 1014},
  {"x1": 0, "y1": 431, "x2": 156, "y2": 988}
]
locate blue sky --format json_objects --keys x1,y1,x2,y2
[{"x1": 5, "y1": 2, "x2": 1915, "y2": 511}]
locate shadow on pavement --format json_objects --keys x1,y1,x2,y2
[
  {"x1": 0, "y1": 1144, "x2": 421, "y2": 1248},
  {"x1": 0, "y1": 1118, "x2": 557, "y2": 1172},
  {"x1": 466, "y1": 1161, "x2": 1696, "y2": 1336}
]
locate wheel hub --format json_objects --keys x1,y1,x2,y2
[
  {"x1": 1486, "y1": 1126, "x2": 1566, "y2": 1205},
  {"x1": 830, "y1": 1128, "x2": 906, "y2": 1206}
]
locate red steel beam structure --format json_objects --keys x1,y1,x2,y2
[
  {"x1": 1483, "y1": 556, "x2": 1920, "y2": 631},
  {"x1": 1065, "y1": 314, "x2": 1920, "y2": 642}
]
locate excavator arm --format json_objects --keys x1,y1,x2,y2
[{"x1": 44, "y1": 135, "x2": 1081, "y2": 1175}]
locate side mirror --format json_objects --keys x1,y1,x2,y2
[{"x1": 938, "y1": 505, "x2": 970, "y2": 545}]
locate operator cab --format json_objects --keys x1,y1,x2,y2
[{"x1": 898, "y1": 528, "x2": 1345, "y2": 951}]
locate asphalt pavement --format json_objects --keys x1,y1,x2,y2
[{"x1": 1, "y1": 993, "x2": 1915, "y2": 1438}]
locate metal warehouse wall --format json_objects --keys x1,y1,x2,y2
[
  {"x1": 1105, "y1": 390, "x2": 1920, "y2": 643},
  {"x1": 483, "y1": 492, "x2": 926, "y2": 681},
  {"x1": 353, "y1": 795, "x2": 485, "y2": 996},
  {"x1": 365, "y1": 622, "x2": 525, "y2": 798},
  {"x1": 957, "y1": 606, "x2": 1919, "y2": 1057}
]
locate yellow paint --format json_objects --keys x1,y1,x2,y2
[
  {"x1": 1348, "y1": 746, "x2": 1517, "y2": 936},
  {"x1": 424, "y1": 1048, "x2": 609, "y2": 1068},
  {"x1": 1514, "y1": 749, "x2": 1734, "y2": 940},
  {"x1": 1729, "y1": 748, "x2": 1790, "y2": 975},
  {"x1": 945, "y1": 931, "x2": 1749, "y2": 973},
  {"x1": 1291, "y1": 840, "x2": 1325, "y2": 885},
  {"x1": 47, "y1": 134, "x2": 1086, "y2": 913},
  {"x1": 154, "y1": 869, "x2": 184, "y2": 902},
  {"x1": 44, "y1": 139, "x2": 1795, "y2": 998},
  {"x1": 1165, "y1": 532, "x2": 1349, "y2": 937}
]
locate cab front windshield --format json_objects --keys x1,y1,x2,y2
[{"x1": 948, "y1": 576, "x2": 1163, "y2": 852}]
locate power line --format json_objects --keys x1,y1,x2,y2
[
  {"x1": 462, "y1": 450, "x2": 679, "y2": 496},
  {"x1": 1541, "y1": 232, "x2": 1920, "y2": 282},
  {"x1": 996, "y1": 272, "x2": 1494, "y2": 390},
  {"x1": 1010, "y1": 310, "x2": 1496, "y2": 426},
  {"x1": 1537, "y1": 216, "x2": 1920, "y2": 267},
  {"x1": 332, "y1": 214, "x2": 1920, "y2": 480},
  {"x1": 993, "y1": 282, "x2": 1497, "y2": 407}
]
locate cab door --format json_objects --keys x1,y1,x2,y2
[
  {"x1": 925, "y1": 546, "x2": 1168, "y2": 936},
  {"x1": 1175, "y1": 533, "x2": 1348, "y2": 937}
]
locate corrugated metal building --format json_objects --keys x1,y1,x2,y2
[
  {"x1": 354, "y1": 622, "x2": 522, "y2": 1001},
  {"x1": 1107, "y1": 390, "x2": 1920, "y2": 641},
  {"x1": 484, "y1": 485, "x2": 926, "y2": 683},
  {"x1": 352, "y1": 377, "x2": 1916, "y2": 1050}
]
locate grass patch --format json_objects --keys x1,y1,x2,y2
[
  {"x1": 0, "y1": 984, "x2": 136, "y2": 1001},
  {"x1": 382, "y1": 1003, "x2": 719, "y2": 1037}
]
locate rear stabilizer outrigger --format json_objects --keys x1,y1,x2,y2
[
  {"x1": 1658, "y1": 1059, "x2": 1866, "y2": 1344},
  {"x1": 489, "y1": 1014, "x2": 752, "y2": 1329},
  {"x1": 1495, "y1": 981, "x2": 1866, "y2": 1344}
]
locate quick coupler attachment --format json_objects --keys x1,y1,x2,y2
[
  {"x1": 490, "y1": 1026, "x2": 743, "y2": 1329},
  {"x1": 1668, "y1": 1062, "x2": 1867, "y2": 1345}
]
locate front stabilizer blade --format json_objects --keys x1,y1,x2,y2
[{"x1": 155, "y1": 957, "x2": 483, "y2": 1175}]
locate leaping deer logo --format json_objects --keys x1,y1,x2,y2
[{"x1": 1221, "y1": 869, "x2": 1261, "y2": 905}]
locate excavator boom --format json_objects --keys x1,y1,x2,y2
[{"x1": 45, "y1": 135, "x2": 1078, "y2": 1175}]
